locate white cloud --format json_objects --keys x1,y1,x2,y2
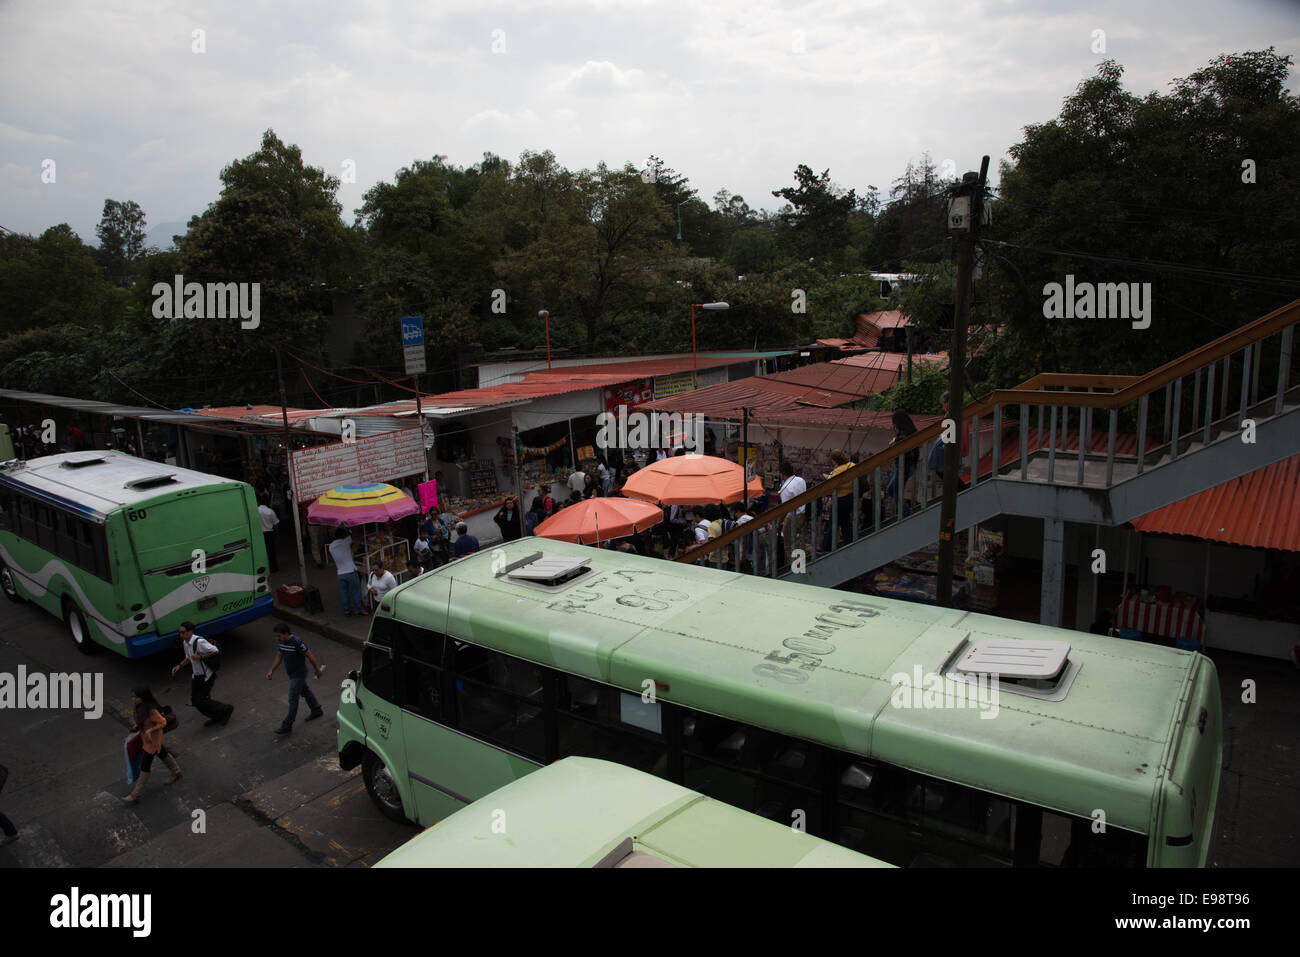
[
  {"x1": 0, "y1": 122, "x2": 71, "y2": 145},
  {"x1": 0, "y1": 0, "x2": 1291, "y2": 239}
]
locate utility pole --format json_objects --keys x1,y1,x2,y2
[
  {"x1": 276, "y1": 346, "x2": 309, "y2": 591},
  {"x1": 413, "y1": 375, "x2": 430, "y2": 483},
  {"x1": 740, "y1": 407, "x2": 750, "y2": 507},
  {"x1": 936, "y1": 156, "x2": 988, "y2": 607}
]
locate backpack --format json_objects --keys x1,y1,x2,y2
[{"x1": 193, "y1": 636, "x2": 221, "y2": 673}]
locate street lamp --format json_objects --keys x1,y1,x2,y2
[
  {"x1": 538, "y1": 310, "x2": 551, "y2": 369},
  {"x1": 691, "y1": 302, "x2": 729, "y2": 389}
]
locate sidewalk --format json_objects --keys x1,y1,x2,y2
[{"x1": 262, "y1": 535, "x2": 372, "y2": 649}]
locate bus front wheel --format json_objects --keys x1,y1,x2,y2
[
  {"x1": 0, "y1": 563, "x2": 25, "y2": 604},
  {"x1": 65, "y1": 601, "x2": 96, "y2": 655},
  {"x1": 362, "y1": 751, "x2": 410, "y2": 824}
]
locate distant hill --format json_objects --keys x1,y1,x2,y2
[{"x1": 144, "y1": 220, "x2": 190, "y2": 252}]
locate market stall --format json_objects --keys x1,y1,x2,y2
[
  {"x1": 306, "y1": 482, "x2": 421, "y2": 584},
  {"x1": 1113, "y1": 589, "x2": 1206, "y2": 649}
]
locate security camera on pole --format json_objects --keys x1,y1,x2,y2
[{"x1": 936, "y1": 157, "x2": 989, "y2": 607}]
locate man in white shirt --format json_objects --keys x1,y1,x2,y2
[
  {"x1": 170, "y1": 621, "x2": 233, "y2": 725},
  {"x1": 568, "y1": 469, "x2": 587, "y2": 496},
  {"x1": 367, "y1": 560, "x2": 398, "y2": 609},
  {"x1": 778, "y1": 460, "x2": 808, "y2": 564},
  {"x1": 328, "y1": 527, "x2": 365, "y2": 616},
  {"x1": 258, "y1": 496, "x2": 280, "y2": 574}
]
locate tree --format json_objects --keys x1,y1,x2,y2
[
  {"x1": 495, "y1": 158, "x2": 674, "y2": 352},
  {"x1": 95, "y1": 199, "x2": 147, "y2": 286},
  {"x1": 156, "y1": 129, "x2": 355, "y2": 403},
  {"x1": 989, "y1": 51, "x2": 1300, "y2": 382},
  {"x1": 772, "y1": 164, "x2": 857, "y2": 263}
]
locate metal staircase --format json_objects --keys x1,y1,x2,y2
[{"x1": 680, "y1": 299, "x2": 1300, "y2": 598}]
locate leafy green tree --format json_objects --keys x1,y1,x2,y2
[
  {"x1": 153, "y1": 129, "x2": 355, "y2": 403},
  {"x1": 772, "y1": 164, "x2": 858, "y2": 264},
  {"x1": 989, "y1": 51, "x2": 1300, "y2": 380},
  {"x1": 95, "y1": 199, "x2": 148, "y2": 286}
]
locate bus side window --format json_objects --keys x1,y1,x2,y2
[
  {"x1": 361, "y1": 644, "x2": 397, "y2": 704},
  {"x1": 0, "y1": 491, "x2": 9, "y2": 532},
  {"x1": 90, "y1": 523, "x2": 111, "y2": 582}
]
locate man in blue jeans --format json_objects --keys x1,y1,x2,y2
[
  {"x1": 327, "y1": 526, "x2": 366, "y2": 616},
  {"x1": 266, "y1": 623, "x2": 324, "y2": 735}
]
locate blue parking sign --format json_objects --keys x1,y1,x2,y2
[{"x1": 400, "y1": 316, "x2": 424, "y2": 346}]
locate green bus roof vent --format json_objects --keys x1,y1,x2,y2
[
  {"x1": 60, "y1": 456, "x2": 109, "y2": 469},
  {"x1": 124, "y1": 474, "x2": 179, "y2": 491},
  {"x1": 504, "y1": 554, "x2": 592, "y2": 590},
  {"x1": 944, "y1": 636, "x2": 1080, "y2": 702}
]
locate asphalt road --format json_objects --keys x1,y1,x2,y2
[
  {"x1": 0, "y1": 597, "x2": 414, "y2": 868},
  {"x1": 1, "y1": 591, "x2": 1295, "y2": 868}
]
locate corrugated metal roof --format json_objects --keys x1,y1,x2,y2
[
  {"x1": 0, "y1": 388, "x2": 316, "y2": 434},
  {"x1": 860, "y1": 309, "x2": 909, "y2": 330},
  {"x1": 526, "y1": 354, "x2": 777, "y2": 379},
  {"x1": 833, "y1": 351, "x2": 948, "y2": 372},
  {"x1": 1130, "y1": 453, "x2": 1300, "y2": 551},
  {"x1": 752, "y1": 409, "x2": 945, "y2": 431},
  {"x1": 640, "y1": 380, "x2": 852, "y2": 418}
]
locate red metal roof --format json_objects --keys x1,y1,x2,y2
[
  {"x1": 640, "y1": 377, "x2": 865, "y2": 417},
  {"x1": 1130, "y1": 454, "x2": 1300, "y2": 552},
  {"x1": 751, "y1": 409, "x2": 945, "y2": 431},
  {"x1": 526, "y1": 355, "x2": 772, "y2": 379},
  {"x1": 764, "y1": 362, "x2": 901, "y2": 396},
  {"x1": 861, "y1": 309, "x2": 909, "y2": 330},
  {"x1": 833, "y1": 351, "x2": 948, "y2": 372},
  {"x1": 190, "y1": 405, "x2": 331, "y2": 423}
]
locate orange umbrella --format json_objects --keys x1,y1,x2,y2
[
  {"x1": 534, "y1": 497, "x2": 664, "y2": 545},
  {"x1": 621, "y1": 453, "x2": 764, "y2": 505}
]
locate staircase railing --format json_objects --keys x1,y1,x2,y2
[{"x1": 676, "y1": 298, "x2": 1300, "y2": 575}]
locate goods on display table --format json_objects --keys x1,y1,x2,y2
[
  {"x1": 364, "y1": 523, "x2": 410, "y2": 574},
  {"x1": 467, "y1": 459, "x2": 498, "y2": 497},
  {"x1": 441, "y1": 494, "x2": 506, "y2": 517},
  {"x1": 867, "y1": 566, "x2": 968, "y2": 607}
]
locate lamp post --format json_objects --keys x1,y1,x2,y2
[
  {"x1": 691, "y1": 301, "x2": 729, "y2": 389},
  {"x1": 538, "y1": 310, "x2": 551, "y2": 369}
]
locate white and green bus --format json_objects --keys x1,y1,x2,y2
[
  {"x1": 0, "y1": 451, "x2": 274, "y2": 657},
  {"x1": 376, "y1": 756, "x2": 893, "y2": 868},
  {"x1": 339, "y1": 540, "x2": 1221, "y2": 868}
]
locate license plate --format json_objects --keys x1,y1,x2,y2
[{"x1": 198, "y1": 597, "x2": 217, "y2": 611}]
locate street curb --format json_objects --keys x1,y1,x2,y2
[{"x1": 270, "y1": 604, "x2": 367, "y2": 651}]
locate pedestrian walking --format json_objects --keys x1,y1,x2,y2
[
  {"x1": 0, "y1": 763, "x2": 17, "y2": 845},
  {"x1": 258, "y1": 495, "x2": 280, "y2": 573},
  {"x1": 171, "y1": 622, "x2": 233, "y2": 725},
  {"x1": 328, "y1": 527, "x2": 365, "y2": 616},
  {"x1": 266, "y1": 623, "x2": 324, "y2": 735},
  {"x1": 121, "y1": 687, "x2": 182, "y2": 803}
]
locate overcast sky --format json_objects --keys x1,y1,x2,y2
[{"x1": 2, "y1": 0, "x2": 1296, "y2": 245}]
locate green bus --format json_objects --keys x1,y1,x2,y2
[
  {"x1": 0, "y1": 451, "x2": 274, "y2": 657},
  {"x1": 376, "y1": 756, "x2": 893, "y2": 868},
  {"x1": 338, "y1": 540, "x2": 1221, "y2": 868}
]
